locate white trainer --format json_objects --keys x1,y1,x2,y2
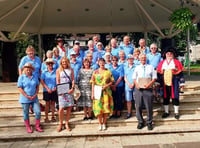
[
  {"x1": 102, "y1": 124, "x2": 106, "y2": 130},
  {"x1": 98, "y1": 124, "x2": 102, "y2": 131}
]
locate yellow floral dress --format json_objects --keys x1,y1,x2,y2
[{"x1": 90, "y1": 69, "x2": 114, "y2": 117}]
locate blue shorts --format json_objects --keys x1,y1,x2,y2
[{"x1": 125, "y1": 90, "x2": 134, "y2": 102}]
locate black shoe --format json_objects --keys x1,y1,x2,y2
[
  {"x1": 124, "y1": 113, "x2": 132, "y2": 119},
  {"x1": 174, "y1": 114, "x2": 180, "y2": 120},
  {"x1": 137, "y1": 123, "x2": 144, "y2": 129},
  {"x1": 83, "y1": 117, "x2": 88, "y2": 120},
  {"x1": 147, "y1": 123, "x2": 153, "y2": 130},
  {"x1": 162, "y1": 113, "x2": 170, "y2": 118},
  {"x1": 109, "y1": 115, "x2": 115, "y2": 119},
  {"x1": 88, "y1": 116, "x2": 93, "y2": 120}
]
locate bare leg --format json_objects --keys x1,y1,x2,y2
[
  {"x1": 65, "y1": 106, "x2": 72, "y2": 131},
  {"x1": 45, "y1": 101, "x2": 50, "y2": 122},
  {"x1": 51, "y1": 101, "x2": 56, "y2": 121},
  {"x1": 57, "y1": 107, "x2": 64, "y2": 132},
  {"x1": 127, "y1": 101, "x2": 132, "y2": 114},
  {"x1": 103, "y1": 113, "x2": 108, "y2": 124},
  {"x1": 98, "y1": 114, "x2": 103, "y2": 125},
  {"x1": 88, "y1": 107, "x2": 92, "y2": 117},
  {"x1": 83, "y1": 107, "x2": 87, "y2": 118}
]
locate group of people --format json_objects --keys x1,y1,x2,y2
[{"x1": 17, "y1": 35, "x2": 185, "y2": 133}]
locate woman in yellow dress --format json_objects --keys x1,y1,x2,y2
[{"x1": 90, "y1": 58, "x2": 114, "y2": 131}]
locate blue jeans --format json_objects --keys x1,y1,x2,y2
[{"x1": 21, "y1": 102, "x2": 41, "y2": 120}]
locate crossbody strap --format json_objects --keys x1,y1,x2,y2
[{"x1": 63, "y1": 69, "x2": 72, "y2": 82}]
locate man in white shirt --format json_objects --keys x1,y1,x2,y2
[{"x1": 132, "y1": 53, "x2": 157, "y2": 130}]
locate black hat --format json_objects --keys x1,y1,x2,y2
[{"x1": 162, "y1": 46, "x2": 177, "y2": 59}]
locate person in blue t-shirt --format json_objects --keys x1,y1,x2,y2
[
  {"x1": 120, "y1": 36, "x2": 134, "y2": 58},
  {"x1": 104, "y1": 52, "x2": 112, "y2": 70},
  {"x1": 124, "y1": 54, "x2": 135, "y2": 119},
  {"x1": 53, "y1": 47, "x2": 62, "y2": 67},
  {"x1": 41, "y1": 50, "x2": 58, "y2": 72},
  {"x1": 118, "y1": 50, "x2": 128, "y2": 67},
  {"x1": 18, "y1": 63, "x2": 43, "y2": 133},
  {"x1": 111, "y1": 38, "x2": 120, "y2": 58},
  {"x1": 110, "y1": 56, "x2": 124, "y2": 118},
  {"x1": 41, "y1": 58, "x2": 58, "y2": 123},
  {"x1": 70, "y1": 51, "x2": 82, "y2": 83},
  {"x1": 138, "y1": 38, "x2": 150, "y2": 54},
  {"x1": 96, "y1": 42, "x2": 106, "y2": 57},
  {"x1": 68, "y1": 44, "x2": 84, "y2": 64},
  {"x1": 147, "y1": 43, "x2": 162, "y2": 69},
  {"x1": 18, "y1": 45, "x2": 41, "y2": 79},
  {"x1": 133, "y1": 48, "x2": 141, "y2": 66},
  {"x1": 86, "y1": 52, "x2": 99, "y2": 70},
  {"x1": 147, "y1": 43, "x2": 163, "y2": 102},
  {"x1": 84, "y1": 40, "x2": 102, "y2": 64}
]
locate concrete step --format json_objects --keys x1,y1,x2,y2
[
  {"x1": 0, "y1": 106, "x2": 200, "y2": 119},
  {"x1": 0, "y1": 111, "x2": 200, "y2": 128},
  {"x1": 0, "y1": 120, "x2": 200, "y2": 140}
]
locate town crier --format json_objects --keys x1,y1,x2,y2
[{"x1": 157, "y1": 47, "x2": 185, "y2": 120}]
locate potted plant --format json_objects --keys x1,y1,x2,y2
[{"x1": 169, "y1": 7, "x2": 193, "y2": 30}]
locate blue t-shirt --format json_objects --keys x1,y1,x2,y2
[
  {"x1": 120, "y1": 44, "x2": 134, "y2": 58},
  {"x1": 91, "y1": 62, "x2": 99, "y2": 70},
  {"x1": 147, "y1": 52, "x2": 162, "y2": 69},
  {"x1": 19, "y1": 55, "x2": 41, "y2": 78},
  {"x1": 70, "y1": 61, "x2": 82, "y2": 83},
  {"x1": 110, "y1": 65, "x2": 124, "y2": 87},
  {"x1": 124, "y1": 64, "x2": 135, "y2": 91},
  {"x1": 41, "y1": 70, "x2": 57, "y2": 92},
  {"x1": 53, "y1": 56, "x2": 62, "y2": 67},
  {"x1": 139, "y1": 46, "x2": 150, "y2": 54},
  {"x1": 105, "y1": 63, "x2": 112, "y2": 70},
  {"x1": 133, "y1": 59, "x2": 141, "y2": 66},
  {"x1": 84, "y1": 50, "x2": 102, "y2": 64},
  {"x1": 17, "y1": 74, "x2": 39, "y2": 103},
  {"x1": 111, "y1": 47, "x2": 120, "y2": 58},
  {"x1": 67, "y1": 48, "x2": 84, "y2": 63}
]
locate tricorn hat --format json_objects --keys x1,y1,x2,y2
[{"x1": 162, "y1": 46, "x2": 177, "y2": 58}]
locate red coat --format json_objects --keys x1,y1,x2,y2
[{"x1": 157, "y1": 59, "x2": 184, "y2": 99}]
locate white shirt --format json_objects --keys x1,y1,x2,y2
[
  {"x1": 162, "y1": 59, "x2": 175, "y2": 70},
  {"x1": 132, "y1": 64, "x2": 157, "y2": 82}
]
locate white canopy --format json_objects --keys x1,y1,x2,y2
[{"x1": 0, "y1": 0, "x2": 199, "y2": 40}]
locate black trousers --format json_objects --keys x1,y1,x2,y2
[{"x1": 163, "y1": 86, "x2": 179, "y2": 106}]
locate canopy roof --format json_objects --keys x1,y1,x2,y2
[{"x1": 0, "y1": 0, "x2": 199, "y2": 40}]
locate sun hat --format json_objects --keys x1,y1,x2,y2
[
  {"x1": 45, "y1": 58, "x2": 55, "y2": 64},
  {"x1": 70, "y1": 50, "x2": 76, "y2": 55},
  {"x1": 105, "y1": 52, "x2": 111, "y2": 56},
  {"x1": 127, "y1": 54, "x2": 134, "y2": 59},
  {"x1": 23, "y1": 63, "x2": 35, "y2": 71}
]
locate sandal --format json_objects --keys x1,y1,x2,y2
[
  {"x1": 44, "y1": 118, "x2": 50, "y2": 123},
  {"x1": 57, "y1": 124, "x2": 63, "y2": 132},
  {"x1": 51, "y1": 116, "x2": 56, "y2": 122},
  {"x1": 65, "y1": 124, "x2": 71, "y2": 131}
]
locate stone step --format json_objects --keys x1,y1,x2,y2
[
  {"x1": 1, "y1": 97, "x2": 200, "y2": 107},
  {"x1": 0, "y1": 106, "x2": 200, "y2": 119},
  {"x1": 0, "y1": 112, "x2": 200, "y2": 128},
  {"x1": 0, "y1": 120, "x2": 200, "y2": 140}
]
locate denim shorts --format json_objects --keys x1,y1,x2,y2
[{"x1": 125, "y1": 90, "x2": 134, "y2": 102}]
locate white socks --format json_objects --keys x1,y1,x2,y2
[
  {"x1": 174, "y1": 105, "x2": 179, "y2": 114},
  {"x1": 164, "y1": 105, "x2": 169, "y2": 113}
]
